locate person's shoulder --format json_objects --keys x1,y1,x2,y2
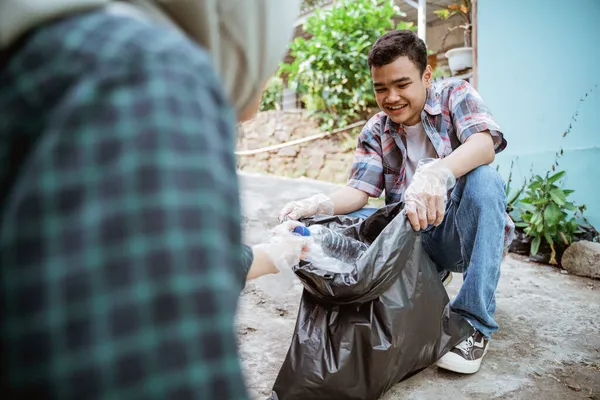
[
  {"x1": 362, "y1": 111, "x2": 387, "y2": 138},
  {"x1": 432, "y1": 79, "x2": 488, "y2": 114},
  {"x1": 433, "y1": 78, "x2": 473, "y2": 95},
  {"x1": 433, "y1": 79, "x2": 483, "y2": 102}
]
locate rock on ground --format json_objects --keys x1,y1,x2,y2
[
  {"x1": 562, "y1": 241, "x2": 600, "y2": 279},
  {"x1": 237, "y1": 172, "x2": 600, "y2": 400}
]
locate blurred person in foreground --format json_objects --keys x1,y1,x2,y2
[
  {"x1": 279, "y1": 30, "x2": 515, "y2": 375},
  {"x1": 0, "y1": 0, "x2": 302, "y2": 398}
]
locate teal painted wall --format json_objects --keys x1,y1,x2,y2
[{"x1": 477, "y1": 0, "x2": 600, "y2": 228}]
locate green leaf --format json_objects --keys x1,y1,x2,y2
[
  {"x1": 531, "y1": 211, "x2": 543, "y2": 225},
  {"x1": 515, "y1": 222, "x2": 529, "y2": 228},
  {"x1": 549, "y1": 188, "x2": 566, "y2": 206},
  {"x1": 563, "y1": 189, "x2": 575, "y2": 196},
  {"x1": 508, "y1": 185, "x2": 525, "y2": 204},
  {"x1": 519, "y1": 204, "x2": 537, "y2": 214},
  {"x1": 543, "y1": 232, "x2": 554, "y2": 247},
  {"x1": 528, "y1": 182, "x2": 542, "y2": 190},
  {"x1": 563, "y1": 202, "x2": 577, "y2": 211},
  {"x1": 544, "y1": 202, "x2": 562, "y2": 226},
  {"x1": 531, "y1": 236, "x2": 541, "y2": 256},
  {"x1": 536, "y1": 223, "x2": 544, "y2": 233},
  {"x1": 547, "y1": 171, "x2": 566, "y2": 184}
]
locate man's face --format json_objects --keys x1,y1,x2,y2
[{"x1": 371, "y1": 56, "x2": 432, "y2": 126}]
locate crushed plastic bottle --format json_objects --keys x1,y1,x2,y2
[{"x1": 294, "y1": 225, "x2": 367, "y2": 273}]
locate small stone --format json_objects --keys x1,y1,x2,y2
[
  {"x1": 277, "y1": 146, "x2": 299, "y2": 157},
  {"x1": 567, "y1": 384, "x2": 581, "y2": 392},
  {"x1": 560, "y1": 269, "x2": 569, "y2": 275},
  {"x1": 276, "y1": 307, "x2": 287, "y2": 317},
  {"x1": 562, "y1": 241, "x2": 600, "y2": 279},
  {"x1": 275, "y1": 129, "x2": 292, "y2": 142},
  {"x1": 256, "y1": 151, "x2": 270, "y2": 161},
  {"x1": 306, "y1": 155, "x2": 324, "y2": 179}
]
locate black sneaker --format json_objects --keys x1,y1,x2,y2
[
  {"x1": 436, "y1": 329, "x2": 489, "y2": 374},
  {"x1": 440, "y1": 270, "x2": 453, "y2": 287}
]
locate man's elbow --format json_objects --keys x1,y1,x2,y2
[
  {"x1": 479, "y1": 133, "x2": 496, "y2": 164},
  {"x1": 359, "y1": 191, "x2": 370, "y2": 208}
]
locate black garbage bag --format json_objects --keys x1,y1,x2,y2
[{"x1": 269, "y1": 203, "x2": 472, "y2": 400}]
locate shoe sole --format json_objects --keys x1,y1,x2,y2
[
  {"x1": 442, "y1": 272, "x2": 453, "y2": 287},
  {"x1": 436, "y1": 347, "x2": 488, "y2": 374}
]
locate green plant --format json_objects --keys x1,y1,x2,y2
[
  {"x1": 512, "y1": 84, "x2": 598, "y2": 263},
  {"x1": 259, "y1": 76, "x2": 284, "y2": 112},
  {"x1": 279, "y1": 0, "x2": 414, "y2": 130},
  {"x1": 516, "y1": 171, "x2": 585, "y2": 264},
  {"x1": 501, "y1": 160, "x2": 526, "y2": 215},
  {"x1": 433, "y1": 0, "x2": 472, "y2": 50}
]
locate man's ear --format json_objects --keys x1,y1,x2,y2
[{"x1": 423, "y1": 65, "x2": 433, "y2": 88}]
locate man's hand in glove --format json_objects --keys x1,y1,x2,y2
[
  {"x1": 278, "y1": 193, "x2": 334, "y2": 222},
  {"x1": 404, "y1": 158, "x2": 456, "y2": 231}
]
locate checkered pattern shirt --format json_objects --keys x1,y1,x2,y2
[
  {"x1": 348, "y1": 80, "x2": 515, "y2": 251},
  {"x1": 1, "y1": 9, "x2": 250, "y2": 400}
]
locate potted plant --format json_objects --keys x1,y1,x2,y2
[{"x1": 434, "y1": 0, "x2": 473, "y2": 74}]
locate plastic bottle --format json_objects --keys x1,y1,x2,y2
[{"x1": 294, "y1": 225, "x2": 368, "y2": 269}]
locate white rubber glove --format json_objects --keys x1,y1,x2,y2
[
  {"x1": 251, "y1": 221, "x2": 311, "y2": 297},
  {"x1": 404, "y1": 158, "x2": 456, "y2": 231},
  {"x1": 278, "y1": 193, "x2": 334, "y2": 222},
  {"x1": 252, "y1": 221, "x2": 308, "y2": 278}
]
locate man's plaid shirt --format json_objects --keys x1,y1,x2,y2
[
  {"x1": 1, "y1": 9, "x2": 250, "y2": 400},
  {"x1": 347, "y1": 80, "x2": 515, "y2": 250}
]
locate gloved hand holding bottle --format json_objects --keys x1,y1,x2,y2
[{"x1": 248, "y1": 221, "x2": 309, "y2": 280}]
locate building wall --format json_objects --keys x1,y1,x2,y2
[
  {"x1": 427, "y1": 16, "x2": 466, "y2": 54},
  {"x1": 478, "y1": 0, "x2": 600, "y2": 227}
]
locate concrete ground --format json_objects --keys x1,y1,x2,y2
[{"x1": 237, "y1": 172, "x2": 600, "y2": 400}]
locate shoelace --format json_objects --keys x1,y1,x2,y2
[{"x1": 456, "y1": 336, "x2": 475, "y2": 353}]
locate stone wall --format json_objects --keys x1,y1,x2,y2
[{"x1": 236, "y1": 110, "x2": 357, "y2": 184}]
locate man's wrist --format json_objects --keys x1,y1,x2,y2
[{"x1": 248, "y1": 246, "x2": 278, "y2": 279}]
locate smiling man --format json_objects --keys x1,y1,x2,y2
[{"x1": 279, "y1": 30, "x2": 515, "y2": 374}]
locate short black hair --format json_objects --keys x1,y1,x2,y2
[{"x1": 368, "y1": 30, "x2": 428, "y2": 75}]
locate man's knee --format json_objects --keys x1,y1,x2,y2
[{"x1": 461, "y1": 165, "x2": 506, "y2": 210}]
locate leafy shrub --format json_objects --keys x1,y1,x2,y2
[
  {"x1": 280, "y1": 0, "x2": 415, "y2": 130},
  {"x1": 516, "y1": 171, "x2": 585, "y2": 264},
  {"x1": 259, "y1": 76, "x2": 284, "y2": 112}
]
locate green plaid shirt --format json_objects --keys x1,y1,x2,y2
[{"x1": 1, "y1": 9, "x2": 250, "y2": 400}]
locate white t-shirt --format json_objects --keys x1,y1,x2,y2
[{"x1": 403, "y1": 122, "x2": 438, "y2": 186}]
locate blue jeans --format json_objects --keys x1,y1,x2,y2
[{"x1": 350, "y1": 165, "x2": 506, "y2": 338}]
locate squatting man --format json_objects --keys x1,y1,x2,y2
[{"x1": 279, "y1": 29, "x2": 515, "y2": 375}]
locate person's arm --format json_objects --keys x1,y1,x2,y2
[
  {"x1": 246, "y1": 245, "x2": 277, "y2": 279},
  {"x1": 278, "y1": 119, "x2": 384, "y2": 221},
  {"x1": 436, "y1": 132, "x2": 495, "y2": 178},
  {"x1": 245, "y1": 222, "x2": 308, "y2": 280},
  {"x1": 329, "y1": 185, "x2": 370, "y2": 215}
]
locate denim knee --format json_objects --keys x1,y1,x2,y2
[{"x1": 460, "y1": 165, "x2": 507, "y2": 212}]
